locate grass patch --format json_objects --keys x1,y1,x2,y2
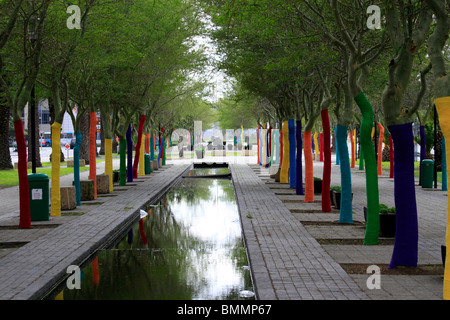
[
  {"x1": 0, "y1": 166, "x2": 89, "y2": 188},
  {"x1": 355, "y1": 160, "x2": 443, "y2": 183}
]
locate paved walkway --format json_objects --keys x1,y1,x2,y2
[
  {"x1": 0, "y1": 150, "x2": 447, "y2": 299},
  {"x1": 240, "y1": 158, "x2": 446, "y2": 300}
]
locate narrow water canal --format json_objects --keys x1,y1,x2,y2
[{"x1": 56, "y1": 167, "x2": 254, "y2": 300}]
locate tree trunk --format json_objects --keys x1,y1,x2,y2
[
  {"x1": 132, "y1": 115, "x2": 146, "y2": 179},
  {"x1": 14, "y1": 120, "x2": 31, "y2": 228},
  {"x1": 48, "y1": 97, "x2": 64, "y2": 162},
  {"x1": 354, "y1": 92, "x2": 380, "y2": 245},
  {"x1": 296, "y1": 120, "x2": 303, "y2": 195},
  {"x1": 79, "y1": 111, "x2": 90, "y2": 164},
  {"x1": 50, "y1": 122, "x2": 62, "y2": 217},
  {"x1": 89, "y1": 112, "x2": 97, "y2": 198},
  {"x1": 119, "y1": 136, "x2": 127, "y2": 186},
  {"x1": 74, "y1": 130, "x2": 82, "y2": 206},
  {"x1": 99, "y1": 117, "x2": 105, "y2": 155},
  {"x1": 0, "y1": 102, "x2": 13, "y2": 170},
  {"x1": 419, "y1": 125, "x2": 426, "y2": 185},
  {"x1": 288, "y1": 119, "x2": 296, "y2": 188},
  {"x1": 303, "y1": 131, "x2": 314, "y2": 202},
  {"x1": 389, "y1": 122, "x2": 418, "y2": 268},
  {"x1": 256, "y1": 127, "x2": 260, "y2": 165},
  {"x1": 321, "y1": 110, "x2": 331, "y2": 212},
  {"x1": 336, "y1": 125, "x2": 352, "y2": 223},
  {"x1": 126, "y1": 124, "x2": 133, "y2": 182},
  {"x1": 280, "y1": 121, "x2": 289, "y2": 184},
  {"x1": 377, "y1": 123, "x2": 384, "y2": 175},
  {"x1": 27, "y1": 97, "x2": 42, "y2": 167}
]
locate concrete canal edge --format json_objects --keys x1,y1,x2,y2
[{"x1": 0, "y1": 164, "x2": 192, "y2": 300}]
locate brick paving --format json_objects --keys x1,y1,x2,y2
[
  {"x1": 237, "y1": 157, "x2": 446, "y2": 300},
  {"x1": 230, "y1": 163, "x2": 368, "y2": 300}
]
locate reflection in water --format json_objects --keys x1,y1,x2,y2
[
  {"x1": 60, "y1": 169, "x2": 253, "y2": 300},
  {"x1": 187, "y1": 168, "x2": 230, "y2": 176}
]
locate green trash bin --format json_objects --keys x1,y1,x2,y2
[
  {"x1": 28, "y1": 173, "x2": 50, "y2": 221},
  {"x1": 144, "y1": 153, "x2": 151, "y2": 174},
  {"x1": 421, "y1": 159, "x2": 434, "y2": 188}
]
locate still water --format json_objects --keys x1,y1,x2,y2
[{"x1": 58, "y1": 168, "x2": 253, "y2": 300}]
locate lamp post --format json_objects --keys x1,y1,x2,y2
[{"x1": 28, "y1": 16, "x2": 38, "y2": 173}]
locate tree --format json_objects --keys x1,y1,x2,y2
[
  {"x1": 424, "y1": 0, "x2": 450, "y2": 298},
  {"x1": 382, "y1": 0, "x2": 433, "y2": 268},
  {"x1": 0, "y1": 0, "x2": 50, "y2": 228}
]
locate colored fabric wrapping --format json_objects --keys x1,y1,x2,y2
[
  {"x1": 119, "y1": 138, "x2": 127, "y2": 186},
  {"x1": 314, "y1": 132, "x2": 319, "y2": 160},
  {"x1": 133, "y1": 115, "x2": 146, "y2": 179},
  {"x1": 267, "y1": 127, "x2": 272, "y2": 167},
  {"x1": 443, "y1": 137, "x2": 447, "y2": 192},
  {"x1": 350, "y1": 130, "x2": 355, "y2": 168},
  {"x1": 74, "y1": 131, "x2": 82, "y2": 205},
  {"x1": 274, "y1": 129, "x2": 280, "y2": 165},
  {"x1": 432, "y1": 97, "x2": 450, "y2": 299},
  {"x1": 359, "y1": 143, "x2": 365, "y2": 170},
  {"x1": 89, "y1": 112, "x2": 97, "y2": 198},
  {"x1": 303, "y1": 131, "x2": 314, "y2": 202},
  {"x1": 259, "y1": 128, "x2": 263, "y2": 166},
  {"x1": 280, "y1": 127, "x2": 284, "y2": 166},
  {"x1": 145, "y1": 133, "x2": 150, "y2": 154},
  {"x1": 158, "y1": 137, "x2": 165, "y2": 166},
  {"x1": 312, "y1": 134, "x2": 315, "y2": 154},
  {"x1": 320, "y1": 133, "x2": 324, "y2": 162},
  {"x1": 150, "y1": 136, "x2": 155, "y2": 161},
  {"x1": 14, "y1": 120, "x2": 31, "y2": 228},
  {"x1": 51, "y1": 121, "x2": 62, "y2": 216},
  {"x1": 419, "y1": 126, "x2": 426, "y2": 185},
  {"x1": 257, "y1": 127, "x2": 260, "y2": 165},
  {"x1": 126, "y1": 124, "x2": 133, "y2": 182},
  {"x1": 139, "y1": 218, "x2": 148, "y2": 245},
  {"x1": 377, "y1": 123, "x2": 384, "y2": 175},
  {"x1": 92, "y1": 257, "x2": 99, "y2": 286},
  {"x1": 280, "y1": 121, "x2": 289, "y2": 184},
  {"x1": 336, "y1": 125, "x2": 353, "y2": 223},
  {"x1": 139, "y1": 134, "x2": 145, "y2": 176},
  {"x1": 262, "y1": 128, "x2": 267, "y2": 168},
  {"x1": 389, "y1": 136, "x2": 394, "y2": 178},
  {"x1": 128, "y1": 228, "x2": 133, "y2": 244},
  {"x1": 296, "y1": 120, "x2": 304, "y2": 195},
  {"x1": 288, "y1": 119, "x2": 296, "y2": 188},
  {"x1": 388, "y1": 122, "x2": 418, "y2": 269},
  {"x1": 354, "y1": 92, "x2": 379, "y2": 245},
  {"x1": 270, "y1": 129, "x2": 276, "y2": 165},
  {"x1": 105, "y1": 138, "x2": 113, "y2": 192},
  {"x1": 321, "y1": 110, "x2": 331, "y2": 212},
  {"x1": 163, "y1": 135, "x2": 166, "y2": 166}
]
